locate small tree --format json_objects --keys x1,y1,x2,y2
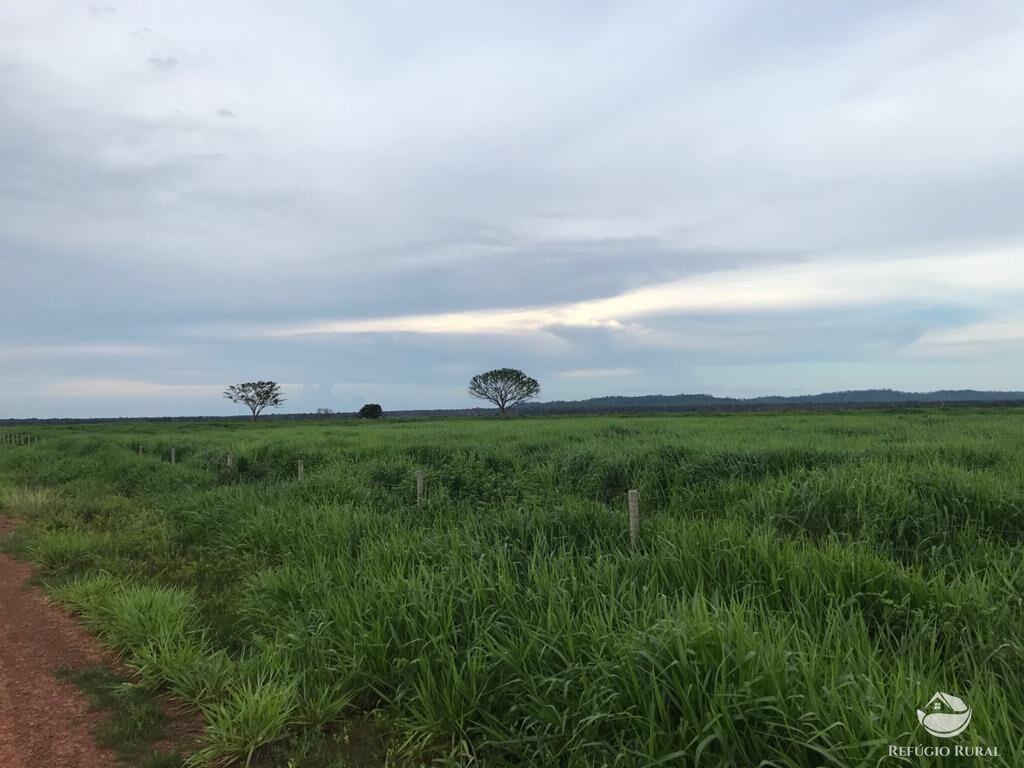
[
  {"x1": 468, "y1": 368, "x2": 540, "y2": 416},
  {"x1": 224, "y1": 381, "x2": 286, "y2": 421},
  {"x1": 358, "y1": 403, "x2": 383, "y2": 419}
]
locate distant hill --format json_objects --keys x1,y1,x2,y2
[
  {"x1": 509, "y1": 389, "x2": 1024, "y2": 415},
  {"x1": 374, "y1": 389, "x2": 1024, "y2": 418},
  {"x1": 749, "y1": 388, "x2": 1024, "y2": 404}
]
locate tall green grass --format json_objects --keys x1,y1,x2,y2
[{"x1": 1, "y1": 410, "x2": 1022, "y2": 766}]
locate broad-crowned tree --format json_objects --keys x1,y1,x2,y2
[
  {"x1": 468, "y1": 368, "x2": 540, "y2": 416},
  {"x1": 224, "y1": 381, "x2": 286, "y2": 421}
]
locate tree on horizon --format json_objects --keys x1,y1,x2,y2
[
  {"x1": 223, "y1": 381, "x2": 286, "y2": 421},
  {"x1": 358, "y1": 403, "x2": 384, "y2": 419},
  {"x1": 469, "y1": 368, "x2": 540, "y2": 416}
]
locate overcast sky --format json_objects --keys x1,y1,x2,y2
[{"x1": 3, "y1": 1, "x2": 1024, "y2": 417}]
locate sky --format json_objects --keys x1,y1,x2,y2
[{"x1": 2, "y1": 1, "x2": 1024, "y2": 418}]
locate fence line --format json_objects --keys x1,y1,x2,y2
[{"x1": 1, "y1": 433, "x2": 41, "y2": 447}]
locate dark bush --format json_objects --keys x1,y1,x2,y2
[{"x1": 358, "y1": 403, "x2": 384, "y2": 419}]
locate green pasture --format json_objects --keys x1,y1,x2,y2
[{"x1": 1, "y1": 410, "x2": 1022, "y2": 766}]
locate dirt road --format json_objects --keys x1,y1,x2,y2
[{"x1": 0, "y1": 520, "x2": 117, "y2": 768}]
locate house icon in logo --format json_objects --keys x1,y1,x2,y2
[{"x1": 917, "y1": 692, "x2": 972, "y2": 738}]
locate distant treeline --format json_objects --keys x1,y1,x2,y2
[
  {"x1": 516, "y1": 388, "x2": 1024, "y2": 414},
  {"x1": 3, "y1": 389, "x2": 1024, "y2": 425}
]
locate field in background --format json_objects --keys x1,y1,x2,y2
[{"x1": 1, "y1": 410, "x2": 1022, "y2": 766}]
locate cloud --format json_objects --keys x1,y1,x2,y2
[
  {"x1": 262, "y1": 247, "x2": 1024, "y2": 340},
  {"x1": 42, "y1": 379, "x2": 221, "y2": 397},
  {"x1": 40, "y1": 379, "x2": 304, "y2": 399},
  {"x1": 0, "y1": 344, "x2": 158, "y2": 362},
  {"x1": 146, "y1": 56, "x2": 178, "y2": 70},
  {"x1": 557, "y1": 368, "x2": 635, "y2": 379},
  {"x1": 909, "y1": 320, "x2": 1024, "y2": 357}
]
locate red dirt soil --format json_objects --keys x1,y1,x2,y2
[{"x1": 0, "y1": 520, "x2": 119, "y2": 768}]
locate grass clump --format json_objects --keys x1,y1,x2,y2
[{"x1": 56, "y1": 664, "x2": 188, "y2": 768}]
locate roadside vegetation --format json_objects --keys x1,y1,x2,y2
[
  {"x1": 1, "y1": 410, "x2": 1022, "y2": 766},
  {"x1": 57, "y1": 664, "x2": 191, "y2": 768}
]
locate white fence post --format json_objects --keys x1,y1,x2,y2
[{"x1": 628, "y1": 489, "x2": 640, "y2": 546}]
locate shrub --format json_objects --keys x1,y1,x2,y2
[{"x1": 358, "y1": 403, "x2": 383, "y2": 419}]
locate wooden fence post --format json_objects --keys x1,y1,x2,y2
[
  {"x1": 628, "y1": 489, "x2": 640, "y2": 546},
  {"x1": 138, "y1": 444, "x2": 143, "y2": 456},
  {"x1": 226, "y1": 453, "x2": 234, "y2": 468},
  {"x1": 416, "y1": 470, "x2": 425, "y2": 504},
  {"x1": 170, "y1": 448, "x2": 176, "y2": 465},
  {"x1": 297, "y1": 460, "x2": 304, "y2": 481}
]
